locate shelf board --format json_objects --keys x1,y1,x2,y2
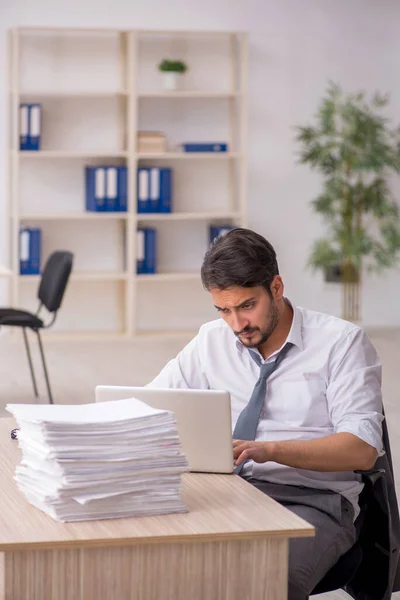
[
  {"x1": 17, "y1": 151, "x2": 128, "y2": 159},
  {"x1": 137, "y1": 152, "x2": 238, "y2": 160},
  {"x1": 138, "y1": 29, "x2": 240, "y2": 36},
  {"x1": 40, "y1": 330, "x2": 129, "y2": 341},
  {"x1": 18, "y1": 90, "x2": 129, "y2": 98},
  {"x1": 134, "y1": 329, "x2": 198, "y2": 340},
  {"x1": 19, "y1": 272, "x2": 129, "y2": 282},
  {"x1": 136, "y1": 211, "x2": 240, "y2": 222},
  {"x1": 20, "y1": 212, "x2": 129, "y2": 220},
  {"x1": 138, "y1": 91, "x2": 238, "y2": 99},
  {"x1": 136, "y1": 272, "x2": 200, "y2": 283},
  {"x1": 17, "y1": 26, "x2": 124, "y2": 34},
  {"x1": 17, "y1": 151, "x2": 237, "y2": 160}
]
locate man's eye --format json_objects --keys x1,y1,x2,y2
[
  {"x1": 217, "y1": 308, "x2": 229, "y2": 314},
  {"x1": 242, "y1": 304, "x2": 253, "y2": 310}
]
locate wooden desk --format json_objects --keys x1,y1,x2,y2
[{"x1": 0, "y1": 418, "x2": 314, "y2": 600}]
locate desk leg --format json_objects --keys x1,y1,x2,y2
[{"x1": 2, "y1": 538, "x2": 289, "y2": 600}]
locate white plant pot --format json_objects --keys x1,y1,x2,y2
[{"x1": 162, "y1": 72, "x2": 180, "y2": 91}]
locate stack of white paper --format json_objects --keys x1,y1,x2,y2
[{"x1": 6, "y1": 398, "x2": 189, "y2": 522}]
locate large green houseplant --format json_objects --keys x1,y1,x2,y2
[{"x1": 296, "y1": 82, "x2": 400, "y2": 321}]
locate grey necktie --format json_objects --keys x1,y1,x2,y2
[{"x1": 233, "y1": 341, "x2": 293, "y2": 474}]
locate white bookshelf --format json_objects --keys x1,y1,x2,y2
[
  {"x1": 4, "y1": 27, "x2": 247, "y2": 339},
  {"x1": 18, "y1": 151, "x2": 129, "y2": 158}
]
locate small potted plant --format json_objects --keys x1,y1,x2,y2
[{"x1": 158, "y1": 59, "x2": 188, "y2": 91}]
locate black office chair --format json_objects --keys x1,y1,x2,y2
[
  {"x1": 311, "y1": 469, "x2": 381, "y2": 595},
  {"x1": 0, "y1": 251, "x2": 73, "y2": 404},
  {"x1": 312, "y1": 410, "x2": 400, "y2": 597}
]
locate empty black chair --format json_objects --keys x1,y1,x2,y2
[{"x1": 0, "y1": 251, "x2": 73, "y2": 404}]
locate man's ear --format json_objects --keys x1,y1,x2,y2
[{"x1": 270, "y1": 275, "x2": 284, "y2": 300}]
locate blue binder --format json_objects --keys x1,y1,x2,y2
[
  {"x1": 19, "y1": 227, "x2": 41, "y2": 275},
  {"x1": 137, "y1": 168, "x2": 150, "y2": 213},
  {"x1": 149, "y1": 168, "x2": 160, "y2": 213},
  {"x1": 145, "y1": 228, "x2": 157, "y2": 273},
  {"x1": 209, "y1": 225, "x2": 234, "y2": 245},
  {"x1": 137, "y1": 229, "x2": 146, "y2": 274},
  {"x1": 159, "y1": 168, "x2": 172, "y2": 213},
  {"x1": 28, "y1": 104, "x2": 41, "y2": 151},
  {"x1": 19, "y1": 104, "x2": 30, "y2": 151},
  {"x1": 106, "y1": 166, "x2": 118, "y2": 212},
  {"x1": 182, "y1": 143, "x2": 228, "y2": 153},
  {"x1": 85, "y1": 166, "x2": 106, "y2": 212},
  {"x1": 137, "y1": 228, "x2": 157, "y2": 274},
  {"x1": 117, "y1": 166, "x2": 128, "y2": 212}
]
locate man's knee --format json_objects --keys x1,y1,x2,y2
[{"x1": 288, "y1": 573, "x2": 309, "y2": 600}]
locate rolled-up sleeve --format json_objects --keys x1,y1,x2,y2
[
  {"x1": 327, "y1": 328, "x2": 384, "y2": 454},
  {"x1": 145, "y1": 332, "x2": 209, "y2": 390}
]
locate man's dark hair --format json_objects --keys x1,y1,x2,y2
[{"x1": 201, "y1": 228, "x2": 279, "y2": 293}]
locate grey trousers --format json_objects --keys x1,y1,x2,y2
[{"x1": 243, "y1": 478, "x2": 357, "y2": 600}]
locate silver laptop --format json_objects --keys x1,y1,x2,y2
[{"x1": 95, "y1": 386, "x2": 234, "y2": 474}]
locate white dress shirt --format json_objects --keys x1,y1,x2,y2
[{"x1": 147, "y1": 300, "x2": 384, "y2": 518}]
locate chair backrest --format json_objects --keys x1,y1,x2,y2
[
  {"x1": 313, "y1": 411, "x2": 400, "y2": 598},
  {"x1": 37, "y1": 251, "x2": 73, "y2": 313}
]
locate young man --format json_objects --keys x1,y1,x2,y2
[{"x1": 146, "y1": 228, "x2": 383, "y2": 600}]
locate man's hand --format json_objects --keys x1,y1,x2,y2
[{"x1": 233, "y1": 439, "x2": 271, "y2": 466}]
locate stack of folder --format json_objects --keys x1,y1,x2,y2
[
  {"x1": 85, "y1": 166, "x2": 127, "y2": 212},
  {"x1": 137, "y1": 167, "x2": 172, "y2": 213},
  {"x1": 19, "y1": 227, "x2": 41, "y2": 275},
  {"x1": 6, "y1": 399, "x2": 189, "y2": 523},
  {"x1": 19, "y1": 103, "x2": 42, "y2": 151}
]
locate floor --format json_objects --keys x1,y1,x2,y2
[{"x1": 1, "y1": 327, "x2": 399, "y2": 599}]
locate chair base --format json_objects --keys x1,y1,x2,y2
[{"x1": 17, "y1": 327, "x2": 53, "y2": 404}]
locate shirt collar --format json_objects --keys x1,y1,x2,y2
[{"x1": 234, "y1": 297, "x2": 304, "y2": 354}]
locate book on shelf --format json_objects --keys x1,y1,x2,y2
[
  {"x1": 181, "y1": 142, "x2": 228, "y2": 153},
  {"x1": 19, "y1": 104, "x2": 42, "y2": 151},
  {"x1": 137, "y1": 228, "x2": 157, "y2": 274},
  {"x1": 137, "y1": 132, "x2": 166, "y2": 154},
  {"x1": 137, "y1": 167, "x2": 172, "y2": 213},
  {"x1": 20, "y1": 227, "x2": 41, "y2": 275},
  {"x1": 209, "y1": 225, "x2": 235, "y2": 245},
  {"x1": 85, "y1": 166, "x2": 128, "y2": 212}
]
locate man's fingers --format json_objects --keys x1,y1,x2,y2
[
  {"x1": 233, "y1": 442, "x2": 248, "y2": 458},
  {"x1": 235, "y1": 449, "x2": 250, "y2": 465}
]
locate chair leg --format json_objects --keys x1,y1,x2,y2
[
  {"x1": 36, "y1": 330, "x2": 54, "y2": 405},
  {"x1": 22, "y1": 328, "x2": 39, "y2": 399}
]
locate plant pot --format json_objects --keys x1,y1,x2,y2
[{"x1": 162, "y1": 72, "x2": 180, "y2": 91}]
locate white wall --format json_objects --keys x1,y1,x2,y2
[{"x1": 1, "y1": 0, "x2": 400, "y2": 326}]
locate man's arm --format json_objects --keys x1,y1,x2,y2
[
  {"x1": 233, "y1": 432, "x2": 378, "y2": 472},
  {"x1": 234, "y1": 327, "x2": 383, "y2": 473},
  {"x1": 146, "y1": 333, "x2": 209, "y2": 389}
]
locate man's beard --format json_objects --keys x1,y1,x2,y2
[{"x1": 235, "y1": 301, "x2": 279, "y2": 348}]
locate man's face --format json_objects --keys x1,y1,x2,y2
[{"x1": 210, "y1": 284, "x2": 280, "y2": 349}]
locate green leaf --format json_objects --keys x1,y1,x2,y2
[
  {"x1": 307, "y1": 239, "x2": 342, "y2": 271},
  {"x1": 295, "y1": 126, "x2": 318, "y2": 145},
  {"x1": 372, "y1": 91, "x2": 389, "y2": 108}
]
